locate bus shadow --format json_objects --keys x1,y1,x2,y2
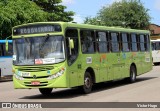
[
  {"x1": 21, "y1": 77, "x2": 157, "y2": 99},
  {"x1": 92, "y1": 77, "x2": 157, "y2": 93}
]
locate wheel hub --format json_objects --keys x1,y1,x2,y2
[{"x1": 85, "y1": 77, "x2": 91, "y2": 88}]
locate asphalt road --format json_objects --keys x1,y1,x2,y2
[{"x1": 0, "y1": 66, "x2": 160, "y2": 111}]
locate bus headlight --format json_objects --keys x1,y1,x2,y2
[
  {"x1": 47, "y1": 67, "x2": 66, "y2": 80},
  {"x1": 14, "y1": 74, "x2": 24, "y2": 80}
]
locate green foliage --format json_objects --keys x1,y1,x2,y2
[
  {"x1": 84, "y1": 0, "x2": 151, "y2": 29},
  {"x1": 32, "y1": 0, "x2": 74, "y2": 22},
  {"x1": 84, "y1": 17, "x2": 100, "y2": 25},
  {"x1": 0, "y1": 0, "x2": 47, "y2": 39},
  {"x1": 0, "y1": 0, "x2": 74, "y2": 39}
]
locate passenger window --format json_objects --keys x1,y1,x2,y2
[
  {"x1": 155, "y1": 42, "x2": 160, "y2": 50},
  {"x1": 122, "y1": 33, "x2": 130, "y2": 52},
  {"x1": 0, "y1": 44, "x2": 3, "y2": 56},
  {"x1": 2, "y1": 43, "x2": 13, "y2": 56},
  {"x1": 80, "y1": 30, "x2": 95, "y2": 53},
  {"x1": 131, "y1": 34, "x2": 138, "y2": 51},
  {"x1": 111, "y1": 32, "x2": 119, "y2": 52},
  {"x1": 140, "y1": 35, "x2": 145, "y2": 51},
  {"x1": 145, "y1": 35, "x2": 150, "y2": 51},
  {"x1": 96, "y1": 31, "x2": 109, "y2": 53}
]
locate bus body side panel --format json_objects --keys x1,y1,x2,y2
[
  {"x1": 67, "y1": 58, "x2": 80, "y2": 88},
  {"x1": 0, "y1": 57, "x2": 12, "y2": 77},
  {"x1": 135, "y1": 52, "x2": 143, "y2": 75},
  {"x1": 152, "y1": 50, "x2": 160, "y2": 63},
  {"x1": 73, "y1": 53, "x2": 100, "y2": 86}
]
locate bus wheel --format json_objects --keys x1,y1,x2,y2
[
  {"x1": 82, "y1": 72, "x2": 93, "y2": 94},
  {"x1": 129, "y1": 65, "x2": 136, "y2": 83},
  {"x1": 39, "y1": 88, "x2": 53, "y2": 96}
]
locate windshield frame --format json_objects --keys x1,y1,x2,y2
[{"x1": 13, "y1": 35, "x2": 66, "y2": 66}]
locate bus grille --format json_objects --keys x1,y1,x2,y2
[
  {"x1": 17, "y1": 65, "x2": 54, "y2": 72},
  {"x1": 23, "y1": 76, "x2": 49, "y2": 79}
]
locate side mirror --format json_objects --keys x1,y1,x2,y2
[
  {"x1": 68, "y1": 38, "x2": 74, "y2": 55},
  {"x1": 69, "y1": 39, "x2": 74, "y2": 49},
  {"x1": 5, "y1": 40, "x2": 8, "y2": 52}
]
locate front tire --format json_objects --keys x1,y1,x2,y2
[
  {"x1": 39, "y1": 88, "x2": 53, "y2": 96},
  {"x1": 81, "y1": 72, "x2": 93, "y2": 94}
]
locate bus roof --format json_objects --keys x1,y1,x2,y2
[
  {"x1": 13, "y1": 22, "x2": 150, "y2": 34},
  {"x1": 0, "y1": 40, "x2": 12, "y2": 43}
]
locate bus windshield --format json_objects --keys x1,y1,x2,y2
[{"x1": 13, "y1": 35, "x2": 65, "y2": 65}]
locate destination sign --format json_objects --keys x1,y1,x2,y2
[{"x1": 13, "y1": 24, "x2": 61, "y2": 35}]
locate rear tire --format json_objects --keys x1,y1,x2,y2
[
  {"x1": 39, "y1": 88, "x2": 53, "y2": 96},
  {"x1": 80, "y1": 72, "x2": 93, "y2": 94},
  {"x1": 126, "y1": 65, "x2": 136, "y2": 83}
]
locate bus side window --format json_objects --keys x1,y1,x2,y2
[
  {"x1": 155, "y1": 42, "x2": 160, "y2": 50},
  {"x1": 152, "y1": 42, "x2": 155, "y2": 50},
  {"x1": 80, "y1": 30, "x2": 95, "y2": 53},
  {"x1": 3, "y1": 43, "x2": 13, "y2": 56},
  {"x1": 1, "y1": 43, "x2": 12, "y2": 56},
  {"x1": 65, "y1": 29, "x2": 79, "y2": 66},
  {"x1": 0, "y1": 44, "x2": 2, "y2": 56},
  {"x1": 121, "y1": 33, "x2": 130, "y2": 52},
  {"x1": 140, "y1": 34, "x2": 145, "y2": 51},
  {"x1": 145, "y1": 35, "x2": 150, "y2": 52},
  {"x1": 96, "y1": 31, "x2": 109, "y2": 53},
  {"x1": 110, "y1": 32, "x2": 119, "y2": 52},
  {"x1": 131, "y1": 34, "x2": 138, "y2": 52}
]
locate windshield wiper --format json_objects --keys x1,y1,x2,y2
[{"x1": 39, "y1": 34, "x2": 50, "y2": 50}]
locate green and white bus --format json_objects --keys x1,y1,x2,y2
[{"x1": 12, "y1": 22, "x2": 152, "y2": 95}]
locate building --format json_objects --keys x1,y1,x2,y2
[{"x1": 148, "y1": 24, "x2": 160, "y2": 40}]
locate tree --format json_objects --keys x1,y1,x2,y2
[
  {"x1": 0, "y1": 0, "x2": 47, "y2": 39},
  {"x1": 84, "y1": 17, "x2": 100, "y2": 25},
  {"x1": 32, "y1": 0, "x2": 74, "y2": 22},
  {"x1": 84, "y1": 0, "x2": 151, "y2": 29},
  {"x1": 0, "y1": 0, "x2": 74, "y2": 39}
]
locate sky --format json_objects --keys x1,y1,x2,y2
[{"x1": 62, "y1": 0, "x2": 160, "y2": 25}]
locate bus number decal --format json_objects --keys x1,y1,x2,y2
[{"x1": 86, "y1": 57, "x2": 92, "y2": 64}]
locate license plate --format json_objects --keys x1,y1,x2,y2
[{"x1": 31, "y1": 81, "x2": 40, "y2": 85}]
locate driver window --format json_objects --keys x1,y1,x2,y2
[{"x1": 65, "y1": 29, "x2": 79, "y2": 65}]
